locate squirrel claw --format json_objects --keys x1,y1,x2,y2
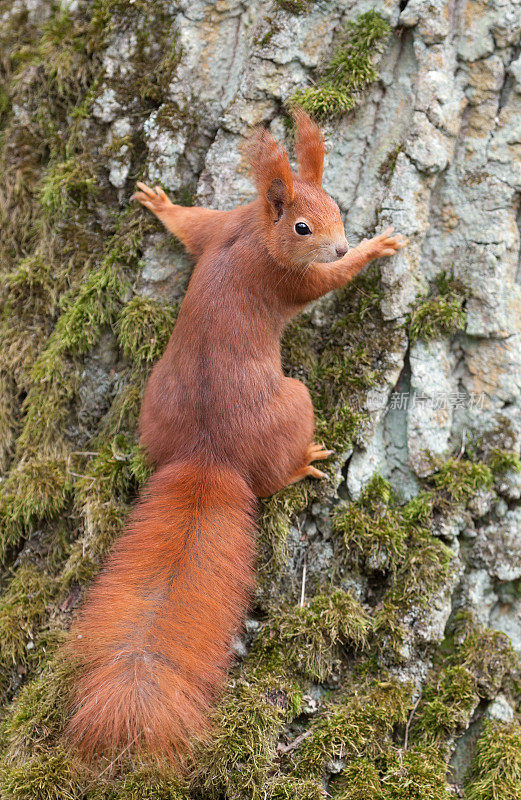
[
  {"x1": 366, "y1": 227, "x2": 407, "y2": 259},
  {"x1": 132, "y1": 182, "x2": 172, "y2": 214}
]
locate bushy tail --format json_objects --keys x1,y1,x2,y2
[{"x1": 66, "y1": 459, "x2": 256, "y2": 762}]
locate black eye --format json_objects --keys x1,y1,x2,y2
[{"x1": 295, "y1": 222, "x2": 311, "y2": 235}]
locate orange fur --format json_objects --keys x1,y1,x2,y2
[
  {"x1": 66, "y1": 108, "x2": 406, "y2": 764},
  {"x1": 67, "y1": 460, "x2": 255, "y2": 762},
  {"x1": 293, "y1": 107, "x2": 325, "y2": 185}
]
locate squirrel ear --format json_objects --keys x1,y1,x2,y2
[
  {"x1": 266, "y1": 178, "x2": 290, "y2": 220},
  {"x1": 293, "y1": 107, "x2": 324, "y2": 186},
  {"x1": 248, "y1": 127, "x2": 294, "y2": 217}
]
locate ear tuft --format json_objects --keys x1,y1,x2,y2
[
  {"x1": 292, "y1": 106, "x2": 325, "y2": 186},
  {"x1": 247, "y1": 126, "x2": 294, "y2": 217}
]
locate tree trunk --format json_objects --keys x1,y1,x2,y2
[{"x1": 1, "y1": 0, "x2": 521, "y2": 797}]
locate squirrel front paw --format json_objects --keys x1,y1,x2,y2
[
  {"x1": 131, "y1": 182, "x2": 172, "y2": 214},
  {"x1": 362, "y1": 226, "x2": 407, "y2": 260}
]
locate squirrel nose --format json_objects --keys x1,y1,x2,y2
[{"x1": 335, "y1": 243, "x2": 348, "y2": 258}]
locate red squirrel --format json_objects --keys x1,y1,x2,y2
[{"x1": 66, "y1": 109, "x2": 405, "y2": 762}]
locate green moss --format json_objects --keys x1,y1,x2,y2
[
  {"x1": 77, "y1": 433, "x2": 151, "y2": 503},
  {"x1": 292, "y1": 85, "x2": 357, "y2": 119},
  {"x1": 259, "y1": 482, "x2": 310, "y2": 571},
  {"x1": 59, "y1": 497, "x2": 128, "y2": 588},
  {"x1": 377, "y1": 144, "x2": 403, "y2": 181},
  {"x1": 269, "y1": 776, "x2": 326, "y2": 799},
  {"x1": 191, "y1": 674, "x2": 302, "y2": 799},
  {"x1": 53, "y1": 261, "x2": 129, "y2": 355},
  {"x1": 60, "y1": 434, "x2": 150, "y2": 588},
  {"x1": 2, "y1": 253, "x2": 59, "y2": 318},
  {"x1": 334, "y1": 476, "x2": 453, "y2": 661},
  {"x1": 409, "y1": 295, "x2": 466, "y2": 343},
  {"x1": 458, "y1": 627, "x2": 516, "y2": 699},
  {"x1": 17, "y1": 8, "x2": 91, "y2": 102},
  {"x1": 117, "y1": 296, "x2": 177, "y2": 366},
  {"x1": 0, "y1": 375, "x2": 16, "y2": 468},
  {"x1": 1, "y1": 654, "x2": 73, "y2": 758},
  {"x1": 276, "y1": 0, "x2": 313, "y2": 13},
  {"x1": 0, "y1": 458, "x2": 72, "y2": 558},
  {"x1": 290, "y1": 12, "x2": 391, "y2": 120},
  {"x1": 94, "y1": 766, "x2": 188, "y2": 800},
  {"x1": 431, "y1": 459, "x2": 493, "y2": 505},
  {"x1": 334, "y1": 477, "x2": 436, "y2": 577},
  {"x1": 334, "y1": 478, "x2": 406, "y2": 575},
  {"x1": 40, "y1": 156, "x2": 98, "y2": 219},
  {"x1": 295, "y1": 680, "x2": 411, "y2": 776},
  {"x1": 334, "y1": 746, "x2": 452, "y2": 799},
  {"x1": 466, "y1": 719, "x2": 521, "y2": 800},
  {"x1": 0, "y1": 749, "x2": 85, "y2": 800},
  {"x1": 281, "y1": 267, "x2": 401, "y2": 458},
  {"x1": 410, "y1": 614, "x2": 519, "y2": 759},
  {"x1": 0, "y1": 563, "x2": 55, "y2": 674},
  {"x1": 413, "y1": 665, "x2": 478, "y2": 744},
  {"x1": 408, "y1": 272, "x2": 466, "y2": 343},
  {"x1": 254, "y1": 590, "x2": 372, "y2": 682},
  {"x1": 488, "y1": 448, "x2": 521, "y2": 475},
  {"x1": 382, "y1": 745, "x2": 452, "y2": 799},
  {"x1": 334, "y1": 758, "x2": 383, "y2": 799}
]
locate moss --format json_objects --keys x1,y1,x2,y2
[
  {"x1": 0, "y1": 375, "x2": 16, "y2": 468},
  {"x1": 275, "y1": 0, "x2": 313, "y2": 13},
  {"x1": 191, "y1": 674, "x2": 303, "y2": 799},
  {"x1": 59, "y1": 497, "x2": 128, "y2": 588},
  {"x1": 53, "y1": 262, "x2": 129, "y2": 356},
  {"x1": 409, "y1": 614, "x2": 519, "y2": 760},
  {"x1": 408, "y1": 271, "x2": 466, "y2": 343},
  {"x1": 290, "y1": 12, "x2": 391, "y2": 120},
  {"x1": 15, "y1": 7, "x2": 92, "y2": 102},
  {"x1": 258, "y1": 482, "x2": 310, "y2": 571},
  {"x1": 117, "y1": 296, "x2": 177, "y2": 366},
  {"x1": 0, "y1": 563, "x2": 55, "y2": 677},
  {"x1": 281, "y1": 267, "x2": 402, "y2": 458},
  {"x1": 295, "y1": 679, "x2": 411, "y2": 777},
  {"x1": 382, "y1": 745, "x2": 452, "y2": 799},
  {"x1": 333, "y1": 476, "x2": 453, "y2": 661},
  {"x1": 2, "y1": 253, "x2": 59, "y2": 319},
  {"x1": 334, "y1": 478, "x2": 407, "y2": 575},
  {"x1": 334, "y1": 477, "x2": 437, "y2": 578},
  {"x1": 465, "y1": 719, "x2": 521, "y2": 800},
  {"x1": 334, "y1": 758, "x2": 383, "y2": 799},
  {"x1": 0, "y1": 749, "x2": 85, "y2": 800},
  {"x1": 488, "y1": 448, "x2": 521, "y2": 475},
  {"x1": 457, "y1": 627, "x2": 516, "y2": 699},
  {"x1": 377, "y1": 144, "x2": 403, "y2": 181},
  {"x1": 95, "y1": 766, "x2": 188, "y2": 800},
  {"x1": 0, "y1": 457, "x2": 72, "y2": 558},
  {"x1": 1, "y1": 654, "x2": 73, "y2": 759},
  {"x1": 413, "y1": 665, "x2": 478, "y2": 744},
  {"x1": 77, "y1": 433, "x2": 151, "y2": 503},
  {"x1": 254, "y1": 589, "x2": 372, "y2": 682},
  {"x1": 408, "y1": 295, "x2": 466, "y2": 343},
  {"x1": 292, "y1": 86, "x2": 357, "y2": 119},
  {"x1": 15, "y1": 355, "x2": 77, "y2": 456},
  {"x1": 0, "y1": 2, "x2": 186, "y2": 790},
  {"x1": 60, "y1": 434, "x2": 150, "y2": 588},
  {"x1": 430, "y1": 459, "x2": 493, "y2": 505},
  {"x1": 40, "y1": 155, "x2": 98, "y2": 219},
  {"x1": 269, "y1": 776, "x2": 326, "y2": 799}
]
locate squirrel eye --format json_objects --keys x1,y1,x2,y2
[{"x1": 294, "y1": 221, "x2": 312, "y2": 235}]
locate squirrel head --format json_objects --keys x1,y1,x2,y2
[{"x1": 248, "y1": 108, "x2": 348, "y2": 268}]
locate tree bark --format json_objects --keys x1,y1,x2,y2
[{"x1": 1, "y1": 0, "x2": 521, "y2": 797}]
